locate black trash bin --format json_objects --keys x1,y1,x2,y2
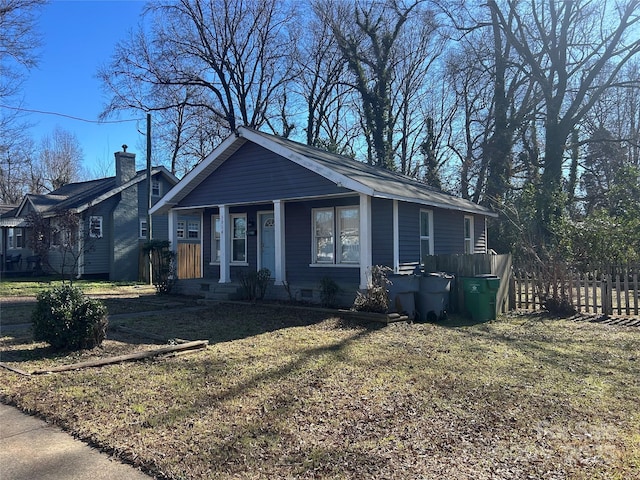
[{"x1": 417, "y1": 272, "x2": 453, "y2": 322}]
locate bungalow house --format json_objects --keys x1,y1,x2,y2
[
  {"x1": 0, "y1": 148, "x2": 178, "y2": 281},
  {"x1": 150, "y1": 127, "x2": 497, "y2": 303}
]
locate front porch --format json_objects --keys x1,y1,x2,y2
[{"x1": 174, "y1": 277, "x2": 360, "y2": 307}]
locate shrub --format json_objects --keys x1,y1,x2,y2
[
  {"x1": 32, "y1": 284, "x2": 108, "y2": 351},
  {"x1": 143, "y1": 240, "x2": 177, "y2": 295},
  {"x1": 352, "y1": 265, "x2": 392, "y2": 313},
  {"x1": 239, "y1": 268, "x2": 271, "y2": 301},
  {"x1": 319, "y1": 277, "x2": 340, "y2": 307}
]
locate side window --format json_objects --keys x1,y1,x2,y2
[
  {"x1": 140, "y1": 219, "x2": 147, "y2": 239},
  {"x1": 313, "y1": 208, "x2": 334, "y2": 264},
  {"x1": 152, "y1": 179, "x2": 161, "y2": 197},
  {"x1": 176, "y1": 221, "x2": 185, "y2": 239},
  {"x1": 420, "y1": 210, "x2": 433, "y2": 261},
  {"x1": 464, "y1": 216, "x2": 474, "y2": 254},
  {"x1": 89, "y1": 216, "x2": 103, "y2": 238}
]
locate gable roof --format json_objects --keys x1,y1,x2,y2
[
  {"x1": 4, "y1": 166, "x2": 178, "y2": 223},
  {"x1": 151, "y1": 126, "x2": 497, "y2": 217}
]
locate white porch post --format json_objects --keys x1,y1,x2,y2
[
  {"x1": 219, "y1": 204, "x2": 230, "y2": 283},
  {"x1": 168, "y1": 209, "x2": 177, "y2": 254},
  {"x1": 273, "y1": 200, "x2": 286, "y2": 285},
  {"x1": 359, "y1": 193, "x2": 372, "y2": 290},
  {"x1": 393, "y1": 199, "x2": 399, "y2": 273}
]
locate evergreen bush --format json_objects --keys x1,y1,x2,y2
[{"x1": 32, "y1": 284, "x2": 108, "y2": 351}]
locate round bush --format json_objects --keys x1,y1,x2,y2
[{"x1": 32, "y1": 284, "x2": 108, "y2": 351}]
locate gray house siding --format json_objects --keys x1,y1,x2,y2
[
  {"x1": 111, "y1": 186, "x2": 139, "y2": 282},
  {"x1": 371, "y1": 197, "x2": 394, "y2": 268},
  {"x1": 180, "y1": 142, "x2": 350, "y2": 207},
  {"x1": 82, "y1": 198, "x2": 118, "y2": 276},
  {"x1": 398, "y1": 202, "x2": 421, "y2": 265}
]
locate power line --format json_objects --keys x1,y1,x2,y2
[{"x1": 0, "y1": 104, "x2": 143, "y2": 124}]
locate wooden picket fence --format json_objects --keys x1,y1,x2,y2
[
  {"x1": 178, "y1": 243, "x2": 201, "y2": 279},
  {"x1": 513, "y1": 265, "x2": 640, "y2": 316}
]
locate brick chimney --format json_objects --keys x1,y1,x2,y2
[{"x1": 114, "y1": 144, "x2": 136, "y2": 187}]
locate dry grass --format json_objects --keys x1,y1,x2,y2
[{"x1": 1, "y1": 300, "x2": 639, "y2": 480}]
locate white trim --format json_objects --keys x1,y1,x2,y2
[
  {"x1": 309, "y1": 263, "x2": 359, "y2": 269},
  {"x1": 359, "y1": 193, "x2": 372, "y2": 290},
  {"x1": 257, "y1": 210, "x2": 274, "y2": 273},
  {"x1": 211, "y1": 214, "x2": 221, "y2": 264},
  {"x1": 393, "y1": 200, "x2": 399, "y2": 273},
  {"x1": 199, "y1": 211, "x2": 204, "y2": 276},
  {"x1": 419, "y1": 209, "x2": 434, "y2": 262},
  {"x1": 464, "y1": 215, "x2": 475, "y2": 254},
  {"x1": 274, "y1": 200, "x2": 286, "y2": 285},
  {"x1": 230, "y1": 213, "x2": 248, "y2": 264},
  {"x1": 219, "y1": 205, "x2": 230, "y2": 283}
]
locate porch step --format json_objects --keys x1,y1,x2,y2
[{"x1": 177, "y1": 280, "x2": 241, "y2": 301}]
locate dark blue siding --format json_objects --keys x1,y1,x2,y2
[
  {"x1": 398, "y1": 202, "x2": 420, "y2": 264},
  {"x1": 371, "y1": 197, "x2": 394, "y2": 267},
  {"x1": 180, "y1": 142, "x2": 350, "y2": 207},
  {"x1": 285, "y1": 199, "x2": 360, "y2": 285},
  {"x1": 433, "y1": 209, "x2": 464, "y2": 254}
]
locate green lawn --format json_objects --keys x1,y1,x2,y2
[{"x1": 1, "y1": 298, "x2": 639, "y2": 479}]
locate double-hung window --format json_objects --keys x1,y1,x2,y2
[
  {"x1": 89, "y1": 216, "x2": 103, "y2": 238},
  {"x1": 464, "y1": 215, "x2": 474, "y2": 254},
  {"x1": 152, "y1": 180, "x2": 160, "y2": 197},
  {"x1": 176, "y1": 221, "x2": 185, "y2": 239},
  {"x1": 187, "y1": 221, "x2": 199, "y2": 239},
  {"x1": 420, "y1": 209, "x2": 433, "y2": 262},
  {"x1": 211, "y1": 214, "x2": 246, "y2": 264},
  {"x1": 8, "y1": 228, "x2": 23, "y2": 248},
  {"x1": 211, "y1": 215, "x2": 221, "y2": 263},
  {"x1": 231, "y1": 214, "x2": 246, "y2": 263},
  {"x1": 312, "y1": 206, "x2": 360, "y2": 265},
  {"x1": 140, "y1": 219, "x2": 147, "y2": 239}
]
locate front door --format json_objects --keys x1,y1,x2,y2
[{"x1": 259, "y1": 212, "x2": 275, "y2": 277}]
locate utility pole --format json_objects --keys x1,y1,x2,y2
[{"x1": 146, "y1": 113, "x2": 152, "y2": 284}]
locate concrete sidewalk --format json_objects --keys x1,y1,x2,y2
[{"x1": 0, "y1": 403, "x2": 153, "y2": 480}]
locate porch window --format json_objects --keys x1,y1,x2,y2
[
  {"x1": 176, "y1": 221, "x2": 185, "y2": 238},
  {"x1": 420, "y1": 209, "x2": 433, "y2": 262},
  {"x1": 464, "y1": 215, "x2": 474, "y2": 254},
  {"x1": 312, "y1": 206, "x2": 359, "y2": 264},
  {"x1": 89, "y1": 216, "x2": 103, "y2": 238},
  {"x1": 231, "y1": 214, "x2": 246, "y2": 263},
  {"x1": 140, "y1": 219, "x2": 147, "y2": 239},
  {"x1": 211, "y1": 215, "x2": 221, "y2": 263},
  {"x1": 152, "y1": 179, "x2": 161, "y2": 197},
  {"x1": 8, "y1": 228, "x2": 23, "y2": 248},
  {"x1": 187, "y1": 221, "x2": 199, "y2": 239}
]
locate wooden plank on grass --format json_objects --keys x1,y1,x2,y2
[{"x1": 31, "y1": 340, "x2": 209, "y2": 375}]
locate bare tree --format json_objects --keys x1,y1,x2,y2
[
  {"x1": 38, "y1": 126, "x2": 85, "y2": 191},
  {"x1": 100, "y1": 0, "x2": 298, "y2": 170},
  {"x1": 488, "y1": 0, "x2": 640, "y2": 235}
]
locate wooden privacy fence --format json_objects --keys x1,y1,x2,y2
[
  {"x1": 422, "y1": 253, "x2": 512, "y2": 315},
  {"x1": 178, "y1": 243, "x2": 201, "y2": 279},
  {"x1": 513, "y1": 266, "x2": 640, "y2": 316}
]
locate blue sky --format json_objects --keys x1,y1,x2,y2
[{"x1": 21, "y1": 0, "x2": 148, "y2": 177}]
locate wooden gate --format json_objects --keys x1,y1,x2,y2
[{"x1": 178, "y1": 243, "x2": 201, "y2": 279}]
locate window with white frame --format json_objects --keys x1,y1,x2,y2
[
  {"x1": 187, "y1": 221, "x2": 199, "y2": 239},
  {"x1": 231, "y1": 214, "x2": 246, "y2": 263},
  {"x1": 464, "y1": 215, "x2": 474, "y2": 254},
  {"x1": 211, "y1": 215, "x2": 221, "y2": 263},
  {"x1": 312, "y1": 206, "x2": 360, "y2": 265},
  {"x1": 152, "y1": 179, "x2": 161, "y2": 196},
  {"x1": 420, "y1": 209, "x2": 433, "y2": 262},
  {"x1": 176, "y1": 221, "x2": 185, "y2": 238},
  {"x1": 8, "y1": 228, "x2": 23, "y2": 248},
  {"x1": 89, "y1": 216, "x2": 103, "y2": 238},
  {"x1": 140, "y1": 219, "x2": 147, "y2": 239}
]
